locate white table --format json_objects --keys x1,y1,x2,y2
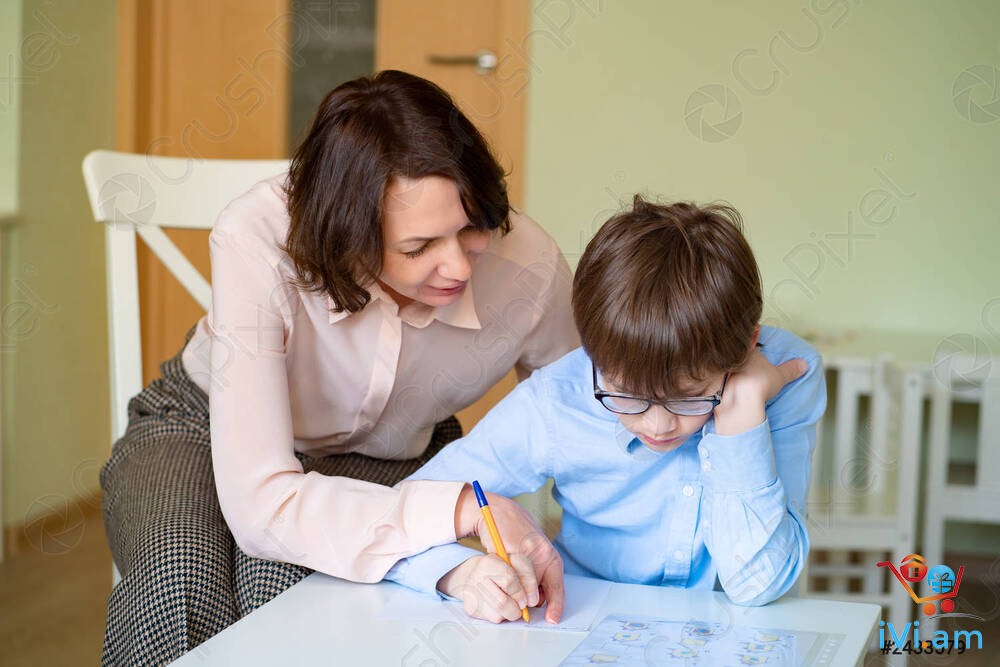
[{"x1": 170, "y1": 573, "x2": 880, "y2": 666}]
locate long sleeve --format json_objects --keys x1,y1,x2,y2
[
  {"x1": 207, "y1": 226, "x2": 465, "y2": 583},
  {"x1": 698, "y1": 352, "x2": 826, "y2": 606},
  {"x1": 385, "y1": 375, "x2": 554, "y2": 594}
]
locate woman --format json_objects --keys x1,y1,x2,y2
[{"x1": 100, "y1": 70, "x2": 578, "y2": 665}]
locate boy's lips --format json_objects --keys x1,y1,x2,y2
[{"x1": 640, "y1": 434, "x2": 680, "y2": 446}]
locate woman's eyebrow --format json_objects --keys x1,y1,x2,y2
[
  {"x1": 396, "y1": 219, "x2": 474, "y2": 245},
  {"x1": 397, "y1": 235, "x2": 437, "y2": 244}
]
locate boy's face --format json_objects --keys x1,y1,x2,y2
[{"x1": 603, "y1": 373, "x2": 727, "y2": 453}]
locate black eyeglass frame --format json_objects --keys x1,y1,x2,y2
[{"x1": 591, "y1": 362, "x2": 729, "y2": 416}]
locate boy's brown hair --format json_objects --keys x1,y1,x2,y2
[{"x1": 572, "y1": 195, "x2": 762, "y2": 400}]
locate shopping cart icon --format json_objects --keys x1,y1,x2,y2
[{"x1": 877, "y1": 554, "x2": 964, "y2": 616}]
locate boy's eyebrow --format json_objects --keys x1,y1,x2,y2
[
  {"x1": 630, "y1": 384, "x2": 714, "y2": 400},
  {"x1": 669, "y1": 383, "x2": 710, "y2": 398}
]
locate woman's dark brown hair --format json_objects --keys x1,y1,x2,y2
[
  {"x1": 283, "y1": 70, "x2": 511, "y2": 312},
  {"x1": 573, "y1": 195, "x2": 763, "y2": 400}
]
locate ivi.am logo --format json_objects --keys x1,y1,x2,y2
[{"x1": 876, "y1": 554, "x2": 985, "y2": 654}]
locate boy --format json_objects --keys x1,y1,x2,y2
[{"x1": 385, "y1": 196, "x2": 825, "y2": 624}]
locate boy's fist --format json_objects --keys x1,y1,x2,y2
[
  {"x1": 714, "y1": 349, "x2": 808, "y2": 436},
  {"x1": 453, "y1": 486, "x2": 565, "y2": 623},
  {"x1": 437, "y1": 553, "x2": 538, "y2": 623}
]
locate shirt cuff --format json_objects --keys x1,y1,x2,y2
[
  {"x1": 698, "y1": 417, "x2": 777, "y2": 492},
  {"x1": 397, "y1": 479, "x2": 468, "y2": 545},
  {"x1": 384, "y1": 543, "x2": 483, "y2": 599}
]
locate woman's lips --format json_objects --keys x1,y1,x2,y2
[{"x1": 428, "y1": 282, "x2": 467, "y2": 295}]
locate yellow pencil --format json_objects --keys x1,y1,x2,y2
[{"x1": 472, "y1": 480, "x2": 530, "y2": 623}]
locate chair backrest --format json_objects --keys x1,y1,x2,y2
[
  {"x1": 803, "y1": 358, "x2": 925, "y2": 603},
  {"x1": 882, "y1": 361, "x2": 924, "y2": 534},
  {"x1": 81, "y1": 150, "x2": 289, "y2": 442},
  {"x1": 927, "y1": 353, "x2": 1000, "y2": 502},
  {"x1": 811, "y1": 355, "x2": 895, "y2": 517}
]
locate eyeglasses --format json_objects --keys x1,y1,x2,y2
[{"x1": 592, "y1": 362, "x2": 728, "y2": 416}]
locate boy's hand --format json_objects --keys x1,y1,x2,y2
[
  {"x1": 454, "y1": 486, "x2": 565, "y2": 623},
  {"x1": 713, "y1": 350, "x2": 808, "y2": 436},
  {"x1": 436, "y1": 554, "x2": 538, "y2": 623}
]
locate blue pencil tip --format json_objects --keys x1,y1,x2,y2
[{"x1": 471, "y1": 480, "x2": 488, "y2": 507}]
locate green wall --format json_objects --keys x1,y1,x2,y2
[
  {"x1": 524, "y1": 0, "x2": 999, "y2": 345},
  {"x1": 1, "y1": 0, "x2": 116, "y2": 529},
  {"x1": 522, "y1": 0, "x2": 1000, "y2": 555}
]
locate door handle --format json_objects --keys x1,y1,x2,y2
[{"x1": 427, "y1": 49, "x2": 497, "y2": 74}]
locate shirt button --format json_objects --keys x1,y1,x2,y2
[
  {"x1": 701, "y1": 460, "x2": 711, "y2": 472},
  {"x1": 673, "y1": 550, "x2": 685, "y2": 561},
  {"x1": 698, "y1": 445, "x2": 708, "y2": 459},
  {"x1": 682, "y1": 485, "x2": 694, "y2": 497}
]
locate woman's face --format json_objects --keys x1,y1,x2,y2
[{"x1": 379, "y1": 175, "x2": 491, "y2": 309}]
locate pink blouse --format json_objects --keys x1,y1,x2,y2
[{"x1": 181, "y1": 173, "x2": 579, "y2": 582}]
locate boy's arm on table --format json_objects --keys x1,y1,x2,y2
[
  {"x1": 700, "y1": 353, "x2": 826, "y2": 606},
  {"x1": 385, "y1": 374, "x2": 555, "y2": 597}
]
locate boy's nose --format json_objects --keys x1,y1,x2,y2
[{"x1": 640, "y1": 405, "x2": 677, "y2": 437}]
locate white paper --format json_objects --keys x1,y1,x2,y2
[
  {"x1": 560, "y1": 615, "x2": 842, "y2": 666},
  {"x1": 378, "y1": 574, "x2": 613, "y2": 632}
]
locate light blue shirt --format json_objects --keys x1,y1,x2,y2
[{"x1": 385, "y1": 325, "x2": 826, "y2": 607}]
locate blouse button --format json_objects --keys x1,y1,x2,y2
[
  {"x1": 682, "y1": 485, "x2": 694, "y2": 497},
  {"x1": 701, "y1": 460, "x2": 711, "y2": 472},
  {"x1": 673, "y1": 550, "x2": 685, "y2": 561}
]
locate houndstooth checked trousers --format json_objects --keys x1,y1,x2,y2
[{"x1": 99, "y1": 325, "x2": 463, "y2": 666}]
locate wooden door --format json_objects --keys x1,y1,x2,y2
[
  {"x1": 117, "y1": 0, "x2": 290, "y2": 385},
  {"x1": 376, "y1": 0, "x2": 531, "y2": 430},
  {"x1": 376, "y1": 0, "x2": 529, "y2": 207},
  {"x1": 118, "y1": 0, "x2": 532, "y2": 432}
]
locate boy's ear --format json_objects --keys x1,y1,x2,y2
[{"x1": 738, "y1": 325, "x2": 762, "y2": 366}]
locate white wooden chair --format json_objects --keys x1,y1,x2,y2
[
  {"x1": 81, "y1": 150, "x2": 289, "y2": 584},
  {"x1": 802, "y1": 355, "x2": 926, "y2": 663},
  {"x1": 922, "y1": 353, "x2": 1000, "y2": 635}
]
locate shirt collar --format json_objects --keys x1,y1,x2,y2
[
  {"x1": 611, "y1": 420, "x2": 665, "y2": 461},
  {"x1": 327, "y1": 278, "x2": 481, "y2": 330},
  {"x1": 611, "y1": 417, "x2": 704, "y2": 461}
]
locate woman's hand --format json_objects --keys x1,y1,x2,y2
[
  {"x1": 713, "y1": 349, "x2": 808, "y2": 436},
  {"x1": 437, "y1": 554, "x2": 537, "y2": 623},
  {"x1": 454, "y1": 485, "x2": 564, "y2": 623}
]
